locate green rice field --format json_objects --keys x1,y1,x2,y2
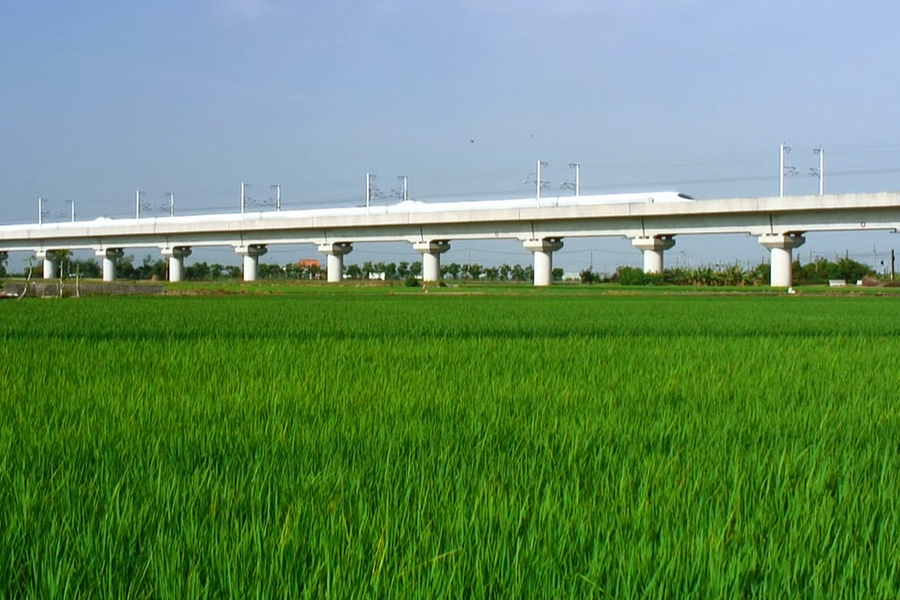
[{"x1": 1, "y1": 292, "x2": 899, "y2": 598}]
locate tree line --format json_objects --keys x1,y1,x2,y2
[
  {"x1": 583, "y1": 256, "x2": 876, "y2": 286},
  {"x1": 5, "y1": 252, "x2": 567, "y2": 282},
  {"x1": 1, "y1": 251, "x2": 880, "y2": 286}
]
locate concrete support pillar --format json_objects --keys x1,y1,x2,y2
[
  {"x1": 36, "y1": 250, "x2": 60, "y2": 279},
  {"x1": 95, "y1": 248, "x2": 125, "y2": 282},
  {"x1": 235, "y1": 244, "x2": 268, "y2": 281},
  {"x1": 318, "y1": 242, "x2": 354, "y2": 283},
  {"x1": 759, "y1": 233, "x2": 805, "y2": 288},
  {"x1": 162, "y1": 246, "x2": 192, "y2": 282},
  {"x1": 523, "y1": 238, "x2": 564, "y2": 286},
  {"x1": 413, "y1": 241, "x2": 451, "y2": 282},
  {"x1": 631, "y1": 236, "x2": 676, "y2": 274}
]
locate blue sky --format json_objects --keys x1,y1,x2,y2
[{"x1": 3, "y1": 0, "x2": 900, "y2": 273}]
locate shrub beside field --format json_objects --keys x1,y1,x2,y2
[{"x1": 1, "y1": 295, "x2": 899, "y2": 598}]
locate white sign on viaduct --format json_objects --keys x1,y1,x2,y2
[{"x1": 1, "y1": 191, "x2": 898, "y2": 288}]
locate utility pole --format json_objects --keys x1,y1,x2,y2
[
  {"x1": 67, "y1": 199, "x2": 75, "y2": 222},
  {"x1": 397, "y1": 175, "x2": 408, "y2": 202},
  {"x1": 891, "y1": 249, "x2": 894, "y2": 281},
  {"x1": 165, "y1": 192, "x2": 175, "y2": 217},
  {"x1": 38, "y1": 198, "x2": 44, "y2": 225}
]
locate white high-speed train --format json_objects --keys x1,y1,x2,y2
[
  {"x1": 230, "y1": 191, "x2": 694, "y2": 223},
  {"x1": 240, "y1": 190, "x2": 695, "y2": 222},
  {"x1": 13, "y1": 191, "x2": 694, "y2": 231},
  {"x1": 377, "y1": 191, "x2": 694, "y2": 215}
]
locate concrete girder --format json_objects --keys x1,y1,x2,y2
[{"x1": 3, "y1": 193, "x2": 900, "y2": 254}]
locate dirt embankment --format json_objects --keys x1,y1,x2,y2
[{"x1": 1, "y1": 281, "x2": 165, "y2": 298}]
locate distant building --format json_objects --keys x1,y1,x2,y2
[{"x1": 298, "y1": 258, "x2": 321, "y2": 269}]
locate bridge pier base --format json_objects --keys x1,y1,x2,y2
[
  {"x1": 36, "y1": 250, "x2": 60, "y2": 279},
  {"x1": 162, "y1": 246, "x2": 192, "y2": 282},
  {"x1": 236, "y1": 245, "x2": 268, "y2": 281},
  {"x1": 96, "y1": 248, "x2": 125, "y2": 282},
  {"x1": 318, "y1": 242, "x2": 353, "y2": 282},
  {"x1": 524, "y1": 238, "x2": 564, "y2": 286},
  {"x1": 632, "y1": 236, "x2": 676, "y2": 273},
  {"x1": 413, "y1": 241, "x2": 451, "y2": 282},
  {"x1": 759, "y1": 233, "x2": 805, "y2": 288}
]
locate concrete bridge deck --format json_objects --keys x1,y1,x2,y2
[{"x1": 1, "y1": 191, "x2": 898, "y2": 287}]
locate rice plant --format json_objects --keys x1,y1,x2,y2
[{"x1": 0, "y1": 294, "x2": 898, "y2": 598}]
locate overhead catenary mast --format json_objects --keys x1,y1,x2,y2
[
  {"x1": 136, "y1": 190, "x2": 146, "y2": 219},
  {"x1": 813, "y1": 147, "x2": 825, "y2": 195},
  {"x1": 397, "y1": 175, "x2": 408, "y2": 202},
  {"x1": 536, "y1": 160, "x2": 549, "y2": 202},
  {"x1": 241, "y1": 182, "x2": 251, "y2": 214},
  {"x1": 779, "y1": 143, "x2": 790, "y2": 197},
  {"x1": 271, "y1": 185, "x2": 281, "y2": 211},
  {"x1": 569, "y1": 163, "x2": 580, "y2": 196}
]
